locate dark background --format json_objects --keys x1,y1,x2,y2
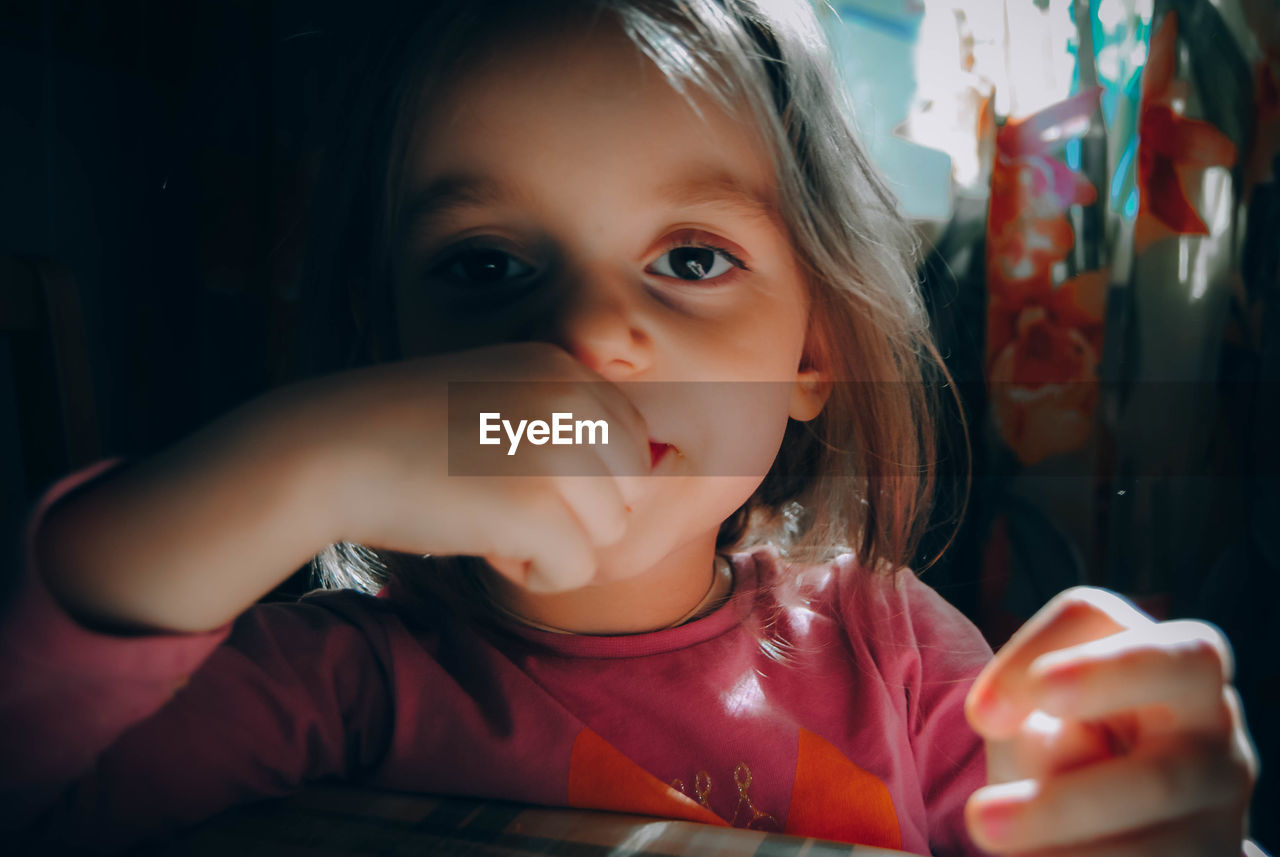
[
  {"x1": 1, "y1": 1, "x2": 322, "y2": 464},
  {"x1": 1, "y1": 0, "x2": 1274, "y2": 851}
]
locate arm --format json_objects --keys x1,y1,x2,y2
[
  {"x1": 1, "y1": 343, "x2": 647, "y2": 843},
  {"x1": 0, "y1": 462, "x2": 233, "y2": 829},
  {"x1": 33, "y1": 383, "x2": 339, "y2": 635},
  {"x1": 0, "y1": 373, "x2": 388, "y2": 833},
  {"x1": 0, "y1": 464, "x2": 393, "y2": 846},
  {"x1": 33, "y1": 343, "x2": 651, "y2": 635}
]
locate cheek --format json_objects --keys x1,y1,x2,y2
[
  {"x1": 591, "y1": 474, "x2": 759, "y2": 583},
  {"x1": 691, "y1": 382, "x2": 795, "y2": 478},
  {"x1": 702, "y1": 474, "x2": 771, "y2": 514},
  {"x1": 645, "y1": 475, "x2": 764, "y2": 540}
]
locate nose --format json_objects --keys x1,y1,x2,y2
[{"x1": 555, "y1": 270, "x2": 654, "y2": 381}]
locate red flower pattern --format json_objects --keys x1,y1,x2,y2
[
  {"x1": 985, "y1": 90, "x2": 1106, "y2": 464},
  {"x1": 1135, "y1": 10, "x2": 1237, "y2": 248}
]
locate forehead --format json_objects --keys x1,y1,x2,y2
[{"x1": 402, "y1": 18, "x2": 779, "y2": 214}]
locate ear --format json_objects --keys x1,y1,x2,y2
[{"x1": 789, "y1": 367, "x2": 830, "y2": 422}]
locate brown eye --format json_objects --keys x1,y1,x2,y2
[
  {"x1": 648, "y1": 245, "x2": 738, "y2": 281},
  {"x1": 432, "y1": 247, "x2": 536, "y2": 287}
]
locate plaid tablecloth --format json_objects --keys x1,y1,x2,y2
[{"x1": 136, "y1": 783, "x2": 915, "y2": 856}]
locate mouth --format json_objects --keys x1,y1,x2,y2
[{"x1": 649, "y1": 441, "x2": 674, "y2": 469}]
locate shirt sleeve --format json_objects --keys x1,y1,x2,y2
[
  {"x1": 900, "y1": 571, "x2": 992, "y2": 857},
  {"x1": 0, "y1": 463, "x2": 394, "y2": 853},
  {"x1": 843, "y1": 565, "x2": 993, "y2": 857}
]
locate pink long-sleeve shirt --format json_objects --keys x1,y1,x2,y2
[{"x1": 1, "y1": 463, "x2": 992, "y2": 855}]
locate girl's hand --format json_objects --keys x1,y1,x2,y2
[
  {"x1": 300, "y1": 342, "x2": 650, "y2": 593},
  {"x1": 963, "y1": 587, "x2": 1259, "y2": 856}
]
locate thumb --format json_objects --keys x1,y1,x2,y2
[{"x1": 988, "y1": 711, "x2": 1118, "y2": 784}]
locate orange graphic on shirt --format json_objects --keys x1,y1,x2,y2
[
  {"x1": 672, "y1": 763, "x2": 781, "y2": 831},
  {"x1": 567, "y1": 727, "x2": 901, "y2": 850},
  {"x1": 566, "y1": 728, "x2": 727, "y2": 826},
  {"x1": 784, "y1": 728, "x2": 902, "y2": 850}
]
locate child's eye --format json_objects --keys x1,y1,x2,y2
[
  {"x1": 430, "y1": 246, "x2": 536, "y2": 287},
  {"x1": 647, "y1": 244, "x2": 744, "y2": 282}
]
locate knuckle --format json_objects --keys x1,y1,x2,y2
[
  {"x1": 1172, "y1": 618, "x2": 1229, "y2": 654},
  {"x1": 1173, "y1": 629, "x2": 1228, "y2": 681},
  {"x1": 1180, "y1": 637, "x2": 1219, "y2": 672},
  {"x1": 1057, "y1": 585, "x2": 1099, "y2": 605},
  {"x1": 1052, "y1": 590, "x2": 1101, "y2": 623},
  {"x1": 1050, "y1": 585, "x2": 1129, "y2": 621}
]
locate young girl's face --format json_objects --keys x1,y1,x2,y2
[{"x1": 392, "y1": 20, "x2": 827, "y2": 582}]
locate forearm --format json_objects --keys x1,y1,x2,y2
[{"x1": 33, "y1": 388, "x2": 337, "y2": 634}]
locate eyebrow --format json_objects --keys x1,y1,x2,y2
[
  {"x1": 653, "y1": 171, "x2": 779, "y2": 223},
  {"x1": 398, "y1": 174, "x2": 516, "y2": 234},
  {"x1": 398, "y1": 168, "x2": 779, "y2": 235}
]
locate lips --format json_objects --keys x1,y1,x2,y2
[{"x1": 649, "y1": 441, "x2": 673, "y2": 469}]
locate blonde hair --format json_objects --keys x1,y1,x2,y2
[{"x1": 299, "y1": 0, "x2": 963, "y2": 618}]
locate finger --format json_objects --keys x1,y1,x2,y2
[
  {"x1": 594, "y1": 389, "x2": 652, "y2": 479},
  {"x1": 1004, "y1": 711, "x2": 1120, "y2": 781},
  {"x1": 966, "y1": 743, "x2": 1252, "y2": 853},
  {"x1": 985, "y1": 712, "x2": 1119, "y2": 787},
  {"x1": 532, "y1": 391, "x2": 648, "y2": 486},
  {"x1": 552, "y1": 474, "x2": 629, "y2": 547},
  {"x1": 586, "y1": 431, "x2": 650, "y2": 497},
  {"x1": 501, "y1": 392, "x2": 648, "y2": 481},
  {"x1": 1029, "y1": 621, "x2": 1234, "y2": 735},
  {"x1": 967, "y1": 587, "x2": 1152, "y2": 739},
  {"x1": 525, "y1": 508, "x2": 597, "y2": 592},
  {"x1": 478, "y1": 487, "x2": 596, "y2": 592},
  {"x1": 593, "y1": 381, "x2": 650, "y2": 451},
  {"x1": 977, "y1": 809, "x2": 1247, "y2": 857},
  {"x1": 535, "y1": 432, "x2": 629, "y2": 502},
  {"x1": 557, "y1": 375, "x2": 650, "y2": 478}
]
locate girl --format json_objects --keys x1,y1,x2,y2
[{"x1": 0, "y1": 1, "x2": 1260, "y2": 855}]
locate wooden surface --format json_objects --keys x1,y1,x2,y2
[{"x1": 135, "y1": 783, "x2": 918, "y2": 856}]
